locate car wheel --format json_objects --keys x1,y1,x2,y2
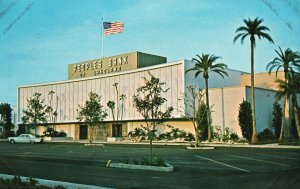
[
  {"x1": 10, "y1": 140, "x2": 15, "y2": 144},
  {"x1": 30, "y1": 141, "x2": 35, "y2": 144}
]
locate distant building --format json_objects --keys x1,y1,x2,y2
[{"x1": 17, "y1": 52, "x2": 284, "y2": 140}]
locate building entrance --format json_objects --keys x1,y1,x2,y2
[
  {"x1": 79, "y1": 125, "x2": 88, "y2": 139},
  {"x1": 112, "y1": 123, "x2": 122, "y2": 137}
]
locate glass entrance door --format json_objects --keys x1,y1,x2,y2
[
  {"x1": 112, "y1": 123, "x2": 122, "y2": 137},
  {"x1": 79, "y1": 125, "x2": 88, "y2": 139}
]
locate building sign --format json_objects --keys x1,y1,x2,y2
[
  {"x1": 68, "y1": 52, "x2": 167, "y2": 80},
  {"x1": 68, "y1": 53, "x2": 137, "y2": 79},
  {"x1": 73, "y1": 56, "x2": 128, "y2": 77}
]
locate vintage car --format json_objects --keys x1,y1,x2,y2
[{"x1": 8, "y1": 134, "x2": 44, "y2": 144}]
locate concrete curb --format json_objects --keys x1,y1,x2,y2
[
  {"x1": 187, "y1": 146, "x2": 215, "y2": 150},
  {"x1": 101, "y1": 142, "x2": 300, "y2": 149},
  {"x1": 108, "y1": 162, "x2": 174, "y2": 172},
  {"x1": 84, "y1": 143, "x2": 105, "y2": 147},
  {"x1": 202, "y1": 143, "x2": 300, "y2": 149},
  {"x1": 0, "y1": 174, "x2": 114, "y2": 189}
]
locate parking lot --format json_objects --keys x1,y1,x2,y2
[{"x1": 0, "y1": 142, "x2": 299, "y2": 189}]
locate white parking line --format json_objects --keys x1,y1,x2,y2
[
  {"x1": 195, "y1": 155, "x2": 250, "y2": 173},
  {"x1": 226, "y1": 154, "x2": 290, "y2": 167}
]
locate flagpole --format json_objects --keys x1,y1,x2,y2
[{"x1": 101, "y1": 17, "x2": 104, "y2": 58}]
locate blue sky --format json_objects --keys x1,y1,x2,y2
[{"x1": 0, "y1": 0, "x2": 299, "y2": 106}]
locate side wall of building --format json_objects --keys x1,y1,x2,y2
[
  {"x1": 245, "y1": 87, "x2": 280, "y2": 133},
  {"x1": 209, "y1": 87, "x2": 246, "y2": 137},
  {"x1": 241, "y1": 71, "x2": 285, "y2": 90}
]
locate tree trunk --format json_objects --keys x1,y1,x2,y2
[
  {"x1": 250, "y1": 39, "x2": 257, "y2": 144},
  {"x1": 279, "y1": 97, "x2": 286, "y2": 141},
  {"x1": 193, "y1": 103, "x2": 199, "y2": 147},
  {"x1": 194, "y1": 124, "x2": 199, "y2": 147},
  {"x1": 205, "y1": 78, "x2": 211, "y2": 142},
  {"x1": 150, "y1": 138, "x2": 153, "y2": 164},
  {"x1": 284, "y1": 95, "x2": 290, "y2": 139},
  {"x1": 292, "y1": 97, "x2": 300, "y2": 140},
  {"x1": 89, "y1": 126, "x2": 94, "y2": 143}
]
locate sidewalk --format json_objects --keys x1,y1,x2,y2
[
  {"x1": 57, "y1": 139, "x2": 300, "y2": 149},
  {"x1": 1, "y1": 138, "x2": 300, "y2": 149}
]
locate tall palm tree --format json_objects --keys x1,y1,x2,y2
[
  {"x1": 275, "y1": 73, "x2": 300, "y2": 140},
  {"x1": 234, "y1": 17, "x2": 274, "y2": 143},
  {"x1": 266, "y1": 47, "x2": 300, "y2": 79},
  {"x1": 186, "y1": 53, "x2": 228, "y2": 141},
  {"x1": 266, "y1": 47, "x2": 300, "y2": 140}
]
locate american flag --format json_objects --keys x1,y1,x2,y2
[{"x1": 103, "y1": 22, "x2": 124, "y2": 35}]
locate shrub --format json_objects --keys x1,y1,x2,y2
[
  {"x1": 157, "y1": 127, "x2": 187, "y2": 141},
  {"x1": 222, "y1": 127, "x2": 239, "y2": 143},
  {"x1": 222, "y1": 127, "x2": 230, "y2": 142},
  {"x1": 0, "y1": 176, "x2": 66, "y2": 189},
  {"x1": 128, "y1": 127, "x2": 146, "y2": 140},
  {"x1": 17, "y1": 125, "x2": 26, "y2": 136},
  {"x1": 121, "y1": 156, "x2": 165, "y2": 167},
  {"x1": 271, "y1": 101, "x2": 282, "y2": 139},
  {"x1": 230, "y1": 133, "x2": 239, "y2": 142},
  {"x1": 184, "y1": 132, "x2": 195, "y2": 141},
  {"x1": 43, "y1": 128, "x2": 67, "y2": 137},
  {"x1": 57, "y1": 131, "x2": 67, "y2": 137},
  {"x1": 213, "y1": 125, "x2": 222, "y2": 141},
  {"x1": 258, "y1": 128, "x2": 275, "y2": 141},
  {"x1": 238, "y1": 100, "x2": 253, "y2": 142},
  {"x1": 197, "y1": 103, "x2": 211, "y2": 141}
]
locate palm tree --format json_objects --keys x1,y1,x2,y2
[
  {"x1": 275, "y1": 73, "x2": 300, "y2": 140},
  {"x1": 234, "y1": 17, "x2": 274, "y2": 143},
  {"x1": 186, "y1": 53, "x2": 228, "y2": 141},
  {"x1": 266, "y1": 47, "x2": 300, "y2": 79},
  {"x1": 266, "y1": 47, "x2": 300, "y2": 140}
]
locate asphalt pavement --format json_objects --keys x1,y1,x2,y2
[{"x1": 0, "y1": 142, "x2": 299, "y2": 189}]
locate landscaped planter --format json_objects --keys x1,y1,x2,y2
[{"x1": 108, "y1": 162, "x2": 174, "y2": 172}]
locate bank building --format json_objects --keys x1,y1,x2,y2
[{"x1": 17, "y1": 51, "x2": 282, "y2": 141}]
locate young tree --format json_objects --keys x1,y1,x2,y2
[
  {"x1": 0, "y1": 103, "x2": 14, "y2": 138},
  {"x1": 186, "y1": 53, "x2": 228, "y2": 141},
  {"x1": 107, "y1": 83, "x2": 126, "y2": 137},
  {"x1": 272, "y1": 101, "x2": 282, "y2": 139},
  {"x1": 234, "y1": 17, "x2": 274, "y2": 143},
  {"x1": 45, "y1": 90, "x2": 58, "y2": 132},
  {"x1": 182, "y1": 85, "x2": 205, "y2": 146},
  {"x1": 238, "y1": 100, "x2": 253, "y2": 142},
  {"x1": 77, "y1": 92, "x2": 108, "y2": 143},
  {"x1": 22, "y1": 93, "x2": 48, "y2": 135},
  {"x1": 133, "y1": 72, "x2": 173, "y2": 163}
]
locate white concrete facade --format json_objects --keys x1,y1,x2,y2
[
  {"x1": 17, "y1": 58, "x2": 278, "y2": 139},
  {"x1": 209, "y1": 86, "x2": 279, "y2": 137}
]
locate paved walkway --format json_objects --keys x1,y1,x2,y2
[
  {"x1": 1, "y1": 138, "x2": 300, "y2": 149},
  {"x1": 51, "y1": 139, "x2": 300, "y2": 149}
]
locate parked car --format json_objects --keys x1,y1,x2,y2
[{"x1": 8, "y1": 134, "x2": 44, "y2": 144}]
